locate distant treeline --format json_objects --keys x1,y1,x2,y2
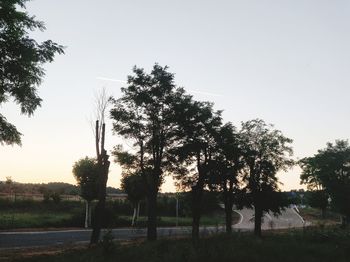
[{"x1": 0, "y1": 181, "x2": 123, "y2": 195}]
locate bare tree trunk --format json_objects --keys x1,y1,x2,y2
[
  {"x1": 254, "y1": 205, "x2": 263, "y2": 237},
  {"x1": 88, "y1": 201, "x2": 92, "y2": 227},
  {"x1": 340, "y1": 215, "x2": 349, "y2": 228},
  {"x1": 192, "y1": 183, "x2": 204, "y2": 243},
  {"x1": 137, "y1": 201, "x2": 140, "y2": 219},
  {"x1": 223, "y1": 190, "x2": 233, "y2": 234},
  {"x1": 85, "y1": 200, "x2": 89, "y2": 228},
  {"x1": 147, "y1": 190, "x2": 158, "y2": 241},
  {"x1": 90, "y1": 167, "x2": 108, "y2": 244},
  {"x1": 90, "y1": 122, "x2": 110, "y2": 245},
  {"x1": 131, "y1": 206, "x2": 137, "y2": 227}
]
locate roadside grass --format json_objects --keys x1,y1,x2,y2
[
  {"x1": 0, "y1": 198, "x2": 237, "y2": 229},
  {"x1": 299, "y1": 207, "x2": 340, "y2": 226},
  {"x1": 0, "y1": 212, "x2": 76, "y2": 229},
  {"x1": 10, "y1": 227, "x2": 350, "y2": 262},
  {"x1": 0, "y1": 213, "x2": 233, "y2": 230}
]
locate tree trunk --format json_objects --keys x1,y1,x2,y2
[
  {"x1": 254, "y1": 205, "x2": 263, "y2": 237},
  {"x1": 192, "y1": 186, "x2": 203, "y2": 243},
  {"x1": 224, "y1": 191, "x2": 233, "y2": 234},
  {"x1": 340, "y1": 215, "x2": 349, "y2": 228},
  {"x1": 88, "y1": 201, "x2": 92, "y2": 227},
  {"x1": 90, "y1": 197, "x2": 106, "y2": 243},
  {"x1": 85, "y1": 200, "x2": 89, "y2": 228},
  {"x1": 137, "y1": 201, "x2": 140, "y2": 221},
  {"x1": 131, "y1": 206, "x2": 137, "y2": 227},
  {"x1": 147, "y1": 191, "x2": 158, "y2": 241},
  {"x1": 90, "y1": 152, "x2": 109, "y2": 244}
]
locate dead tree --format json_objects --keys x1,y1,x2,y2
[{"x1": 90, "y1": 89, "x2": 111, "y2": 244}]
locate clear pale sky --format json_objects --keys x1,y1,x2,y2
[{"x1": 1, "y1": 0, "x2": 349, "y2": 191}]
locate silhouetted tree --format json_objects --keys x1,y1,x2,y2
[
  {"x1": 239, "y1": 119, "x2": 294, "y2": 237},
  {"x1": 209, "y1": 123, "x2": 243, "y2": 234},
  {"x1": 308, "y1": 190, "x2": 329, "y2": 218},
  {"x1": 0, "y1": 0, "x2": 64, "y2": 145},
  {"x1": 121, "y1": 172, "x2": 147, "y2": 226},
  {"x1": 300, "y1": 140, "x2": 350, "y2": 227},
  {"x1": 110, "y1": 64, "x2": 185, "y2": 240},
  {"x1": 90, "y1": 89, "x2": 111, "y2": 244},
  {"x1": 73, "y1": 157, "x2": 99, "y2": 228},
  {"x1": 172, "y1": 98, "x2": 222, "y2": 242}
]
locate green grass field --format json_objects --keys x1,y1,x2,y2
[
  {"x1": 0, "y1": 212, "x2": 74, "y2": 229},
  {"x1": 8, "y1": 227, "x2": 350, "y2": 262},
  {"x1": 299, "y1": 207, "x2": 341, "y2": 226},
  {"x1": 0, "y1": 199, "x2": 238, "y2": 229},
  {"x1": 0, "y1": 212, "x2": 234, "y2": 230}
]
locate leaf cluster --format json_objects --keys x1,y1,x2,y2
[{"x1": 0, "y1": 0, "x2": 64, "y2": 145}]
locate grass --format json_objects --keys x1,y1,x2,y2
[
  {"x1": 0, "y1": 198, "x2": 237, "y2": 229},
  {"x1": 8, "y1": 227, "x2": 350, "y2": 262},
  {"x1": 0, "y1": 213, "x2": 234, "y2": 230},
  {"x1": 0, "y1": 212, "x2": 78, "y2": 229},
  {"x1": 299, "y1": 207, "x2": 341, "y2": 226}
]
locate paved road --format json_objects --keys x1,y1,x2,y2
[
  {"x1": 233, "y1": 207, "x2": 306, "y2": 230},
  {"x1": 0, "y1": 208, "x2": 305, "y2": 249},
  {"x1": 0, "y1": 226, "x2": 225, "y2": 249}
]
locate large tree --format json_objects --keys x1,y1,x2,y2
[
  {"x1": 0, "y1": 0, "x2": 64, "y2": 145},
  {"x1": 209, "y1": 122, "x2": 242, "y2": 234},
  {"x1": 172, "y1": 98, "x2": 222, "y2": 242},
  {"x1": 72, "y1": 157, "x2": 98, "y2": 228},
  {"x1": 110, "y1": 64, "x2": 185, "y2": 240},
  {"x1": 239, "y1": 119, "x2": 294, "y2": 237},
  {"x1": 300, "y1": 140, "x2": 350, "y2": 226}
]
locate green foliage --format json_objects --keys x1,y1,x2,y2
[
  {"x1": 239, "y1": 119, "x2": 294, "y2": 211},
  {"x1": 50, "y1": 192, "x2": 62, "y2": 204},
  {"x1": 121, "y1": 172, "x2": 146, "y2": 206},
  {"x1": 307, "y1": 190, "x2": 329, "y2": 214},
  {"x1": 0, "y1": 0, "x2": 64, "y2": 145},
  {"x1": 110, "y1": 64, "x2": 187, "y2": 191},
  {"x1": 0, "y1": 199, "x2": 85, "y2": 229},
  {"x1": 300, "y1": 140, "x2": 350, "y2": 221},
  {"x1": 72, "y1": 157, "x2": 99, "y2": 202}
]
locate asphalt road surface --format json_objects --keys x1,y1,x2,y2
[
  {"x1": 233, "y1": 207, "x2": 306, "y2": 230},
  {"x1": 0, "y1": 208, "x2": 305, "y2": 249}
]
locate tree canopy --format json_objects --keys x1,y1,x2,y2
[
  {"x1": 110, "y1": 64, "x2": 186, "y2": 240},
  {"x1": 239, "y1": 119, "x2": 294, "y2": 236},
  {"x1": 300, "y1": 140, "x2": 350, "y2": 224},
  {"x1": 0, "y1": 0, "x2": 64, "y2": 145},
  {"x1": 72, "y1": 157, "x2": 99, "y2": 202}
]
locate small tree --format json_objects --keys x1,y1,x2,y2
[
  {"x1": 73, "y1": 157, "x2": 99, "y2": 228},
  {"x1": 0, "y1": 0, "x2": 64, "y2": 145},
  {"x1": 307, "y1": 190, "x2": 329, "y2": 218},
  {"x1": 121, "y1": 172, "x2": 147, "y2": 226},
  {"x1": 239, "y1": 119, "x2": 294, "y2": 237}
]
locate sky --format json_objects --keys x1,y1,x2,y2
[{"x1": 1, "y1": 0, "x2": 349, "y2": 192}]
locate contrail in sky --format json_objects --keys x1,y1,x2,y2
[
  {"x1": 96, "y1": 77, "x2": 127, "y2": 83},
  {"x1": 96, "y1": 76, "x2": 222, "y2": 97}
]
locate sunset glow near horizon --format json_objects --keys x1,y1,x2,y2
[{"x1": 1, "y1": 0, "x2": 349, "y2": 192}]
